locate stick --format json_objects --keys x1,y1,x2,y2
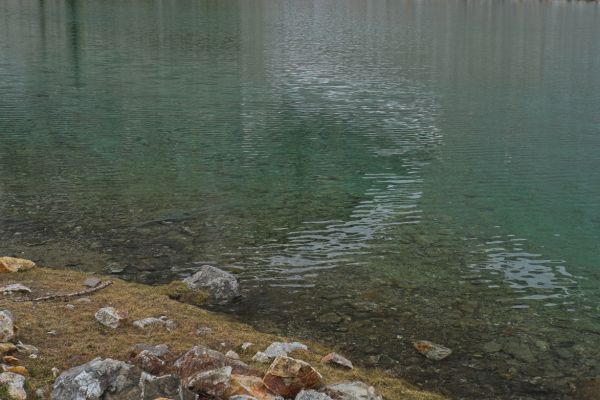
[{"x1": 32, "y1": 280, "x2": 113, "y2": 302}]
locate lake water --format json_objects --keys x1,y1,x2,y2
[{"x1": 1, "y1": 0, "x2": 600, "y2": 398}]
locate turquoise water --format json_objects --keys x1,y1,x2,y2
[{"x1": 1, "y1": 0, "x2": 600, "y2": 398}]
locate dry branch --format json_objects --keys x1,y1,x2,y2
[{"x1": 33, "y1": 280, "x2": 113, "y2": 302}]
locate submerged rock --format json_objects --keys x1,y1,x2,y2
[
  {"x1": 0, "y1": 371, "x2": 27, "y2": 400},
  {"x1": 413, "y1": 340, "x2": 452, "y2": 361},
  {"x1": 323, "y1": 381, "x2": 382, "y2": 400},
  {"x1": 320, "y1": 353, "x2": 353, "y2": 369},
  {"x1": 262, "y1": 356, "x2": 323, "y2": 398},
  {"x1": 1, "y1": 284, "x2": 32, "y2": 295},
  {"x1": 95, "y1": 307, "x2": 127, "y2": 329},
  {"x1": 51, "y1": 358, "x2": 141, "y2": 400},
  {"x1": 0, "y1": 310, "x2": 15, "y2": 342},
  {"x1": 0, "y1": 257, "x2": 35, "y2": 273},
  {"x1": 183, "y1": 265, "x2": 240, "y2": 304}
]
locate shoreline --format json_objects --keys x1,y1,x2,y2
[{"x1": 0, "y1": 262, "x2": 444, "y2": 400}]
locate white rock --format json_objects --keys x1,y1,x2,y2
[
  {"x1": 263, "y1": 342, "x2": 308, "y2": 359},
  {"x1": 94, "y1": 307, "x2": 126, "y2": 329},
  {"x1": 324, "y1": 381, "x2": 383, "y2": 400},
  {"x1": 0, "y1": 371, "x2": 27, "y2": 399},
  {"x1": 183, "y1": 265, "x2": 240, "y2": 304},
  {"x1": 1, "y1": 284, "x2": 31, "y2": 295},
  {"x1": 0, "y1": 310, "x2": 15, "y2": 342},
  {"x1": 296, "y1": 390, "x2": 334, "y2": 400},
  {"x1": 251, "y1": 351, "x2": 271, "y2": 364},
  {"x1": 225, "y1": 350, "x2": 240, "y2": 360},
  {"x1": 133, "y1": 316, "x2": 177, "y2": 331},
  {"x1": 241, "y1": 342, "x2": 253, "y2": 351}
]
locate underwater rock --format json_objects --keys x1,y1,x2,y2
[{"x1": 413, "y1": 340, "x2": 452, "y2": 361}]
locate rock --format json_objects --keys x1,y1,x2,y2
[
  {"x1": 83, "y1": 278, "x2": 101, "y2": 288},
  {"x1": 323, "y1": 381, "x2": 382, "y2": 400},
  {"x1": 16, "y1": 343, "x2": 39, "y2": 356},
  {"x1": 413, "y1": 340, "x2": 452, "y2": 361},
  {"x1": 104, "y1": 262, "x2": 125, "y2": 274},
  {"x1": 138, "y1": 372, "x2": 196, "y2": 400},
  {"x1": 225, "y1": 374, "x2": 281, "y2": 400},
  {"x1": 241, "y1": 343, "x2": 254, "y2": 351},
  {"x1": 229, "y1": 396, "x2": 259, "y2": 400},
  {"x1": 317, "y1": 313, "x2": 343, "y2": 324},
  {"x1": 1, "y1": 284, "x2": 32, "y2": 295},
  {"x1": 0, "y1": 310, "x2": 15, "y2": 342},
  {"x1": 183, "y1": 265, "x2": 240, "y2": 304},
  {"x1": 65, "y1": 304, "x2": 75, "y2": 310},
  {"x1": 0, "y1": 371, "x2": 27, "y2": 399},
  {"x1": 320, "y1": 353, "x2": 353, "y2": 369},
  {"x1": 51, "y1": 367, "x2": 60, "y2": 378},
  {"x1": 185, "y1": 366, "x2": 232, "y2": 397},
  {"x1": 252, "y1": 352, "x2": 271, "y2": 364},
  {"x1": 175, "y1": 346, "x2": 253, "y2": 386},
  {"x1": 296, "y1": 390, "x2": 334, "y2": 400},
  {"x1": 262, "y1": 356, "x2": 323, "y2": 398},
  {"x1": 74, "y1": 298, "x2": 91, "y2": 304},
  {"x1": 51, "y1": 358, "x2": 141, "y2": 400},
  {"x1": 263, "y1": 342, "x2": 308, "y2": 359},
  {"x1": 482, "y1": 340, "x2": 502, "y2": 353},
  {"x1": 226, "y1": 350, "x2": 240, "y2": 360},
  {"x1": 0, "y1": 343, "x2": 17, "y2": 355},
  {"x1": 129, "y1": 344, "x2": 174, "y2": 376},
  {"x1": 133, "y1": 317, "x2": 177, "y2": 332},
  {"x1": 94, "y1": 307, "x2": 127, "y2": 329},
  {"x1": 3, "y1": 355, "x2": 20, "y2": 365},
  {"x1": 502, "y1": 338, "x2": 535, "y2": 363},
  {"x1": 196, "y1": 327, "x2": 213, "y2": 336},
  {"x1": 7, "y1": 366, "x2": 28, "y2": 376},
  {"x1": 0, "y1": 257, "x2": 35, "y2": 273}
]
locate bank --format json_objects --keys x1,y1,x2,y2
[{"x1": 0, "y1": 260, "x2": 444, "y2": 400}]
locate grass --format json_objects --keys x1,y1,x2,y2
[{"x1": 0, "y1": 266, "x2": 445, "y2": 400}]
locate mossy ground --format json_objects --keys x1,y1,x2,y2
[{"x1": 0, "y1": 266, "x2": 445, "y2": 400}]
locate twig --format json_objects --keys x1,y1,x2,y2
[{"x1": 33, "y1": 280, "x2": 113, "y2": 302}]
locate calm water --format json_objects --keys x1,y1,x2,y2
[{"x1": 1, "y1": 0, "x2": 600, "y2": 398}]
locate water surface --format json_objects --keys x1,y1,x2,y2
[{"x1": 1, "y1": 0, "x2": 600, "y2": 398}]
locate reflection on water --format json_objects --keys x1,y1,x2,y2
[{"x1": 1, "y1": 0, "x2": 600, "y2": 398}]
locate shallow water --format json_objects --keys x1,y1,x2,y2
[{"x1": 1, "y1": 0, "x2": 600, "y2": 398}]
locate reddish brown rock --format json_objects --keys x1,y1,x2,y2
[
  {"x1": 262, "y1": 356, "x2": 323, "y2": 398},
  {"x1": 320, "y1": 353, "x2": 353, "y2": 369},
  {"x1": 175, "y1": 345, "x2": 256, "y2": 384},
  {"x1": 226, "y1": 374, "x2": 280, "y2": 400},
  {"x1": 129, "y1": 344, "x2": 175, "y2": 375}
]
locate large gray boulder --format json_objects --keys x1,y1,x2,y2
[
  {"x1": 183, "y1": 265, "x2": 240, "y2": 304},
  {"x1": 0, "y1": 372, "x2": 26, "y2": 399},
  {"x1": 51, "y1": 358, "x2": 141, "y2": 400}
]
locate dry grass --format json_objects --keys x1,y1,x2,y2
[{"x1": 0, "y1": 267, "x2": 445, "y2": 400}]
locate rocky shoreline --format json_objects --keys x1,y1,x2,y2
[{"x1": 0, "y1": 256, "x2": 444, "y2": 400}]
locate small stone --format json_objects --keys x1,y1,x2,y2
[
  {"x1": 51, "y1": 367, "x2": 60, "y2": 378},
  {"x1": 263, "y1": 342, "x2": 308, "y2": 359},
  {"x1": 320, "y1": 353, "x2": 353, "y2": 369},
  {"x1": 74, "y1": 297, "x2": 91, "y2": 303},
  {"x1": 133, "y1": 316, "x2": 177, "y2": 331},
  {"x1": 0, "y1": 343, "x2": 17, "y2": 355},
  {"x1": 7, "y1": 366, "x2": 28, "y2": 376},
  {"x1": 47, "y1": 330, "x2": 58, "y2": 336},
  {"x1": 16, "y1": 343, "x2": 39, "y2": 356},
  {"x1": 186, "y1": 366, "x2": 232, "y2": 397},
  {"x1": 226, "y1": 350, "x2": 240, "y2": 360},
  {"x1": 241, "y1": 342, "x2": 253, "y2": 351},
  {"x1": 83, "y1": 277, "x2": 101, "y2": 288},
  {"x1": 323, "y1": 381, "x2": 383, "y2": 400},
  {"x1": 94, "y1": 307, "x2": 127, "y2": 329},
  {"x1": 196, "y1": 327, "x2": 213, "y2": 336},
  {"x1": 0, "y1": 371, "x2": 27, "y2": 399},
  {"x1": 0, "y1": 310, "x2": 15, "y2": 342},
  {"x1": 1, "y1": 284, "x2": 32, "y2": 294},
  {"x1": 252, "y1": 352, "x2": 270, "y2": 364},
  {"x1": 317, "y1": 312, "x2": 343, "y2": 324},
  {"x1": 262, "y1": 356, "x2": 323, "y2": 398},
  {"x1": 0, "y1": 257, "x2": 35, "y2": 273},
  {"x1": 413, "y1": 340, "x2": 452, "y2": 361},
  {"x1": 65, "y1": 304, "x2": 75, "y2": 310},
  {"x1": 104, "y1": 262, "x2": 125, "y2": 274},
  {"x1": 482, "y1": 340, "x2": 502, "y2": 353},
  {"x1": 3, "y1": 355, "x2": 20, "y2": 365},
  {"x1": 296, "y1": 389, "x2": 334, "y2": 400}
]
